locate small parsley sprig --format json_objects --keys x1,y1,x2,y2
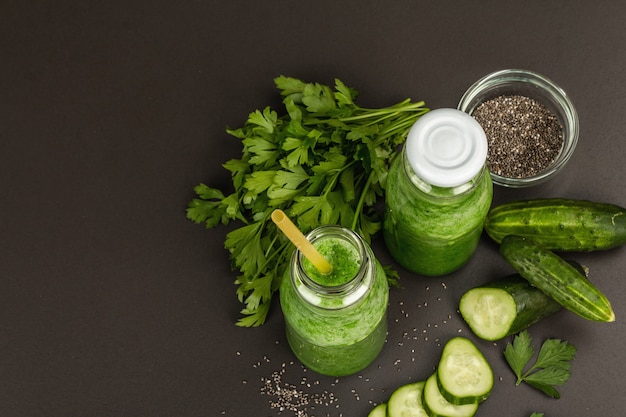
[
  {"x1": 187, "y1": 76, "x2": 428, "y2": 327},
  {"x1": 503, "y1": 330, "x2": 577, "y2": 399}
]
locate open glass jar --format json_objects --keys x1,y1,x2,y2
[{"x1": 458, "y1": 69, "x2": 579, "y2": 187}]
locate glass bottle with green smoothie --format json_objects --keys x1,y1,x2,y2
[
  {"x1": 383, "y1": 108, "x2": 492, "y2": 276},
  {"x1": 279, "y1": 225, "x2": 388, "y2": 377}
]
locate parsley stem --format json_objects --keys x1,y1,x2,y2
[
  {"x1": 351, "y1": 170, "x2": 375, "y2": 231},
  {"x1": 356, "y1": 99, "x2": 427, "y2": 113},
  {"x1": 377, "y1": 116, "x2": 420, "y2": 140},
  {"x1": 264, "y1": 231, "x2": 281, "y2": 259},
  {"x1": 338, "y1": 103, "x2": 427, "y2": 123}
]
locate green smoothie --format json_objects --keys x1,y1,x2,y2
[
  {"x1": 301, "y1": 238, "x2": 360, "y2": 287},
  {"x1": 280, "y1": 227, "x2": 389, "y2": 377},
  {"x1": 383, "y1": 151, "x2": 492, "y2": 276}
]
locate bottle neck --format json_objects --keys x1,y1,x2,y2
[
  {"x1": 291, "y1": 226, "x2": 373, "y2": 310},
  {"x1": 401, "y1": 148, "x2": 486, "y2": 198}
]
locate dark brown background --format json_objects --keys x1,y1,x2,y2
[{"x1": 2, "y1": 1, "x2": 625, "y2": 416}]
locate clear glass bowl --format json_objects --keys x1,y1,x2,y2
[{"x1": 458, "y1": 69, "x2": 579, "y2": 187}]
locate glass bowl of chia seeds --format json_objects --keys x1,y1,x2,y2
[{"x1": 458, "y1": 69, "x2": 579, "y2": 187}]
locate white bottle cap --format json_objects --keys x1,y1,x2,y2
[{"x1": 405, "y1": 108, "x2": 488, "y2": 188}]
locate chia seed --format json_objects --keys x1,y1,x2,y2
[{"x1": 472, "y1": 95, "x2": 564, "y2": 179}]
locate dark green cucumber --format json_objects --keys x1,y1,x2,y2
[
  {"x1": 485, "y1": 198, "x2": 626, "y2": 251},
  {"x1": 500, "y1": 235, "x2": 615, "y2": 322},
  {"x1": 459, "y1": 262, "x2": 587, "y2": 341}
]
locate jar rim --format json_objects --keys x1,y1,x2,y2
[
  {"x1": 290, "y1": 225, "x2": 373, "y2": 310},
  {"x1": 297, "y1": 225, "x2": 368, "y2": 295}
]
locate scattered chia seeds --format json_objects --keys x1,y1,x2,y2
[
  {"x1": 472, "y1": 95, "x2": 564, "y2": 178},
  {"x1": 260, "y1": 364, "x2": 337, "y2": 416}
]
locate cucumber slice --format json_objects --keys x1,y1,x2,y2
[
  {"x1": 459, "y1": 286, "x2": 518, "y2": 341},
  {"x1": 387, "y1": 381, "x2": 428, "y2": 417},
  {"x1": 422, "y1": 373, "x2": 478, "y2": 417},
  {"x1": 437, "y1": 337, "x2": 493, "y2": 405},
  {"x1": 367, "y1": 402, "x2": 387, "y2": 417},
  {"x1": 459, "y1": 262, "x2": 587, "y2": 341}
]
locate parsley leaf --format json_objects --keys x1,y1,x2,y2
[
  {"x1": 247, "y1": 107, "x2": 278, "y2": 133},
  {"x1": 187, "y1": 76, "x2": 428, "y2": 326},
  {"x1": 533, "y1": 338, "x2": 577, "y2": 371},
  {"x1": 503, "y1": 330, "x2": 534, "y2": 379},
  {"x1": 503, "y1": 330, "x2": 576, "y2": 399}
]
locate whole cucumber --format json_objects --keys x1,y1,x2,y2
[
  {"x1": 485, "y1": 198, "x2": 626, "y2": 251},
  {"x1": 500, "y1": 235, "x2": 615, "y2": 323}
]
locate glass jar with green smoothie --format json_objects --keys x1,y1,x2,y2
[
  {"x1": 383, "y1": 108, "x2": 492, "y2": 276},
  {"x1": 279, "y1": 225, "x2": 388, "y2": 377}
]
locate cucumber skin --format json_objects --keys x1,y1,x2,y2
[
  {"x1": 500, "y1": 235, "x2": 615, "y2": 322},
  {"x1": 461, "y1": 274, "x2": 564, "y2": 341},
  {"x1": 484, "y1": 198, "x2": 626, "y2": 251}
]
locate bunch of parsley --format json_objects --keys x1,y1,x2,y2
[{"x1": 187, "y1": 76, "x2": 428, "y2": 326}]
